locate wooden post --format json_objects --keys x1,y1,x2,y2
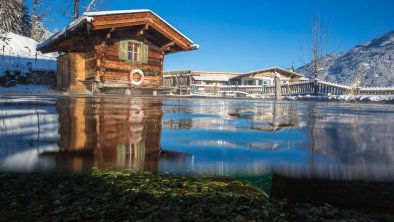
[
  {"x1": 286, "y1": 83, "x2": 290, "y2": 96},
  {"x1": 273, "y1": 101, "x2": 279, "y2": 130},
  {"x1": 274, "y1": 72, "x2": 281, "y2": 100},
  {"x1": 355, "y1": 86, "x2": 361, "y2": 95},
  {"x1": 314, "y1": 79, "x2": 319, "y2": 95}
]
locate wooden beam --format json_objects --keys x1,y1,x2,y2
[
  {"x1": 160, "y1": 42, "x2": 175, "y2": 51},
  {"x1": 92, "y1": 21, "x2": 146, "y2": 30},
  {"x1": 90, "y1": 12, "x2": 192, "y2": 51},
  {"x1": 148, "y1": 18, "x2": 190, "y2": 51},
  {"x1": 106, "y1": 27, "x2": 116, "y2": 39},
  {"x1": 137, "y1": 22, "x2": 150, "y2": 36}
]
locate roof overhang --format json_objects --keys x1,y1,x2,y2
[{"x1": 37, "y1": 9, "x2": 198, "y2": 53}]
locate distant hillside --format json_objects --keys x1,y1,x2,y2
[{"x1": 297, "y1": 31, "x2": 394, "y2": 87}]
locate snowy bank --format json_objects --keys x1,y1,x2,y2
[
  {"x1": 285, "y1": 94, "x2": 394, "y2": 102},
  {"x1": 0, "y1": 32, "x2": 57, "y2": 75},
  {"x1": 0, "y1": 84, "x2": 56, "y2": 94}
]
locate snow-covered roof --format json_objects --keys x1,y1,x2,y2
[
  {"x1": 193, "y1": 76, "x2": 232, "y2": 82},
  {"x1": 246, "y1": 67, "x2": 304, "y2": 77},
  {"x1": 37, "y1": 16, "x2": 91, "y2": 52},
  {"x1": 37, "y1": 9, "x2": 198, "y2": 52},
  {"x1": 192, "y1": 71, "x2": 242, "y2": 76},
  {"x1": 229, "y1": 67, "x2": 305, "y2": 80}
]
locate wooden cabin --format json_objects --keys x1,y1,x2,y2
[
  {"x1": 230, "y1": 67, "x2": 308, "y2": 86},
  {"x1": 37, "y1": 10, "x2": 198, "y2": 94}
]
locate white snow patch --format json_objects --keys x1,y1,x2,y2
[
  {"x1": 0, "y1": 84, "x2": 56, "y2": 94},
  {"x1": 285, "y1": 94, "x2": 394, "y2": 102},
  {"x1": 380, "y1": 36, "x2": 394, "y2": 46},
  {"x1": 360, "y1": 62, "x2": 371, "y2": 69}
]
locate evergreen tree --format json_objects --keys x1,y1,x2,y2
[
  {"x1": 0, "y1": 0, "x2": 23, "y2": 34},
  {"x1": 20, "y1": 1, "x2": 32, "y2": 37},
  {"x1": 0, "y1": 0, "x2": 32, "y2": 37}
]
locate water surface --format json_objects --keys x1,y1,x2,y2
[{"x1": 1, "y1": 95, "x2": 394, "y2": 181}]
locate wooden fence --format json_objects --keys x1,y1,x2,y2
[
  {"x1": 163, "y1": 71, "x2": 193, "y2": 88},
  {"x1": 191, "y1": 80, "x2": 394, "y2": 96}
]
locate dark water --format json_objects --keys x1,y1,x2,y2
[{"x1": 1, "y1": 95, "x2": 394, "y2": 181}]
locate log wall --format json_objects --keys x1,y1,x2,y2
[
  {"x1": 97, "y1": 34, "x2": 164, "y2": 89},
  {"x1": 56, "y1": 30, "x2": 167, "y2": 93},
  {"x1": 57, "y1": 54, "x2": 70, "y2": 90},
  {"x1": 57, "y1": 52, "x2": 88, "y2": 93},
  {"x1": 69, "y1": 52, "x2": 87, "y2": 93}
]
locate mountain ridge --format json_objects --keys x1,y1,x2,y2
[{"x1": 297, "y1": 31, "x2": 394, "y2": 87}]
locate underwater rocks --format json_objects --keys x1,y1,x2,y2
[{"x1": 0, "y1": 171, "x2": 383, "y2": 221}]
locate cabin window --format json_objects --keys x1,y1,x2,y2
[
  {"x1": 128, "y1": 42, "x2": 141, "y2": 62},
  {"x1": 119, "y1": 40, "x2": 149, "y2": 64}
]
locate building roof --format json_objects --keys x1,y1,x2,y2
[
  {"x1": 164, "y1": 67, "x2": 303, "y2": 82},
  {"x1": 84, "y1": 10, "x2": 194, "y2": 43},
  {"x1": 193, "y1": 76, "x2": 233, "y2": 82},
  {"x1": 230, "y1": 66, "x2": 305, "y2": 80},
  {"x1": 37, "y1": 9, "x2": 198, "y2": 53},
  {"x1": 192, "y1": 71, "x2": 242, "y2": 76},
  {"x1": 246, "y1": 67, "x2": 304, "y2": 77}
]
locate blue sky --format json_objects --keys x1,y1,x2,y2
[{"x1": 27, "y1": 0, "x2": 394, "y2": 72}]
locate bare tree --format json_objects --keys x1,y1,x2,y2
[
  {"x1": 85, "y1": 0, "x2": 96, "y2": 12},
  {"x1": 311, "y1": 13, "x2": 327, "y2": 79},
  {"x1": 83, "y1": 0, "x2": 104, "y2": 12},
  {"x1": 73, "y1": 0, "x2": 79, "y2": 20},
  {"x1": 72, "y1": 0, "x2": 103, "y2": 20}
]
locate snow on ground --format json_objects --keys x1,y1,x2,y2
[
  {"x1": 189, "y1": 93, "x2": 394, "y2": 102},
  {"x1": 0, "y1": 32, "x2": 57, "y2": 75},
  {"x1": 0, "y1": 84, "x2": 56, "y2": 94},
  {"x1": 285, "y1": 94, "x2": 394, "y2": 102}
]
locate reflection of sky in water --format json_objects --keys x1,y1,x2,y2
[{"x1": 160, "y1": 112, "x2": 328, "y2": 176}]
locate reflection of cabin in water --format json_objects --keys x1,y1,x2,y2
[
  {"x1": 50, "y1": 97, "x2": 193, "y2": 173},
  {"x1": 37, "y1": 10, "x2": 198, "y2": 94},
  {"x1": 229, "y1": 67, "x2": 307, "y2": 86}
]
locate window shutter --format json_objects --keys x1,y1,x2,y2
[
  {"x1": 141, "y1": 43, "x2": 149, "y2": 64},
  {"x1": 119, "y1": 40, "x2": 128, "y2": 61}
]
